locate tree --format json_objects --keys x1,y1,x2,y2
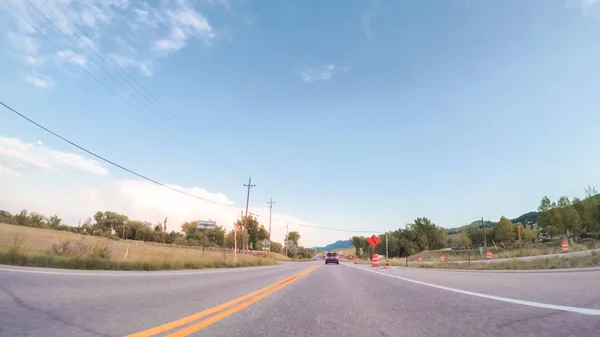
[
  {"x1": 407, "y1": 217, "x2": 446, "y2": 251},
  {"x1": 48, "y1": 215, "x2": 62, "y2": 228},
  {"x1": 457, "y1": 230, "x2": 472, "y2": 248},
  {"x1": 466, "y1": 225, "x2": 484, "y2": 247},
  {"x1": 582, "y1": 186, "x2": 600, "y2": 238},
  {"x1": 558, "y1": 196, "x2": 581, "y2": 237},
  {"x1": 350, "y1": 236, "x2": 366, "y2": 257},
  {"x1": 538, "y1": 196, "x2": 552, "y2": 231},
  {"x1": 269, "y1": 241, "x2": 283, "y2": 253},
  {"x1": 520, "y1": 225, "x2": 537, "y2": 243},
  {"x1": 15, "y1": 209, "x2": 30, "y2": 227},
  {"x1": 206, "y1": 225, "x2": 226, "y2": 246},
  {"x1": 495, "y1": 216, "x2": 515, "y2": 244},
  {"x1": 287, "y1": 231, "x2": 300, "y2": 246}
]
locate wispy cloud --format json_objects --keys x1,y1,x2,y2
[
  {"x1": 361, "y1": 0, "x2": 380, "y2": 40},
  {"x1": 0, "y1": 136, "x2": 109, "y2": 176},
  {"x1": 154, "y1": 8, "x2": 214, "y2": 53},
  {"x1": 1, "y1": 0, "x2": 224, "y2": 84},
  {"x1": 300, "y1": 65, "x2": 336, "y2": 83},
  {"x1": 580, "y1": 0, "x2": 600, "y2": 16},
  {"x1": 567, "y1": 0, "x2": 600, "y2": 16},
  {"x1": 0, "y1": 135, "x2": 322, "y2": 245},
  {"x1": 362, "y1": 12, "x2": 373, "y2": 40},
  {"x1": 55, "y1": 49, "x2": 87, "y2": 68},
  {"x1": 25, "y1": 74, "x2": 54, "y2": 89}
]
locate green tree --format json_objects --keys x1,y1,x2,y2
[
  {"x1": 350, "y1": 236, "x2": 366, "y2": 257},
  {"x1": 495, "y1": 216, "x2": 515, "y2": 244},
  {"x1": 15, "y1": 209, "x2": 30, "y2": 227},
  {"x1": 458, "y1": 230, "x2": 472, "y2": 248},
  {"x1": 520, "y1": 225, "x2": 537, "y2": 243},
  {"x1": 582, "y1": 186, "x2": 600, "y2": 238},
  {"x1": 537, "y1": 196, "x2": 552, "y2": 231},
  {"x1": 270, "y1": 241, "x2": 283, "y2": 254},
  {"x1": 47, "y1": 215, "x2": 62, "y2": 228},
  {"x1": 29, "y1": 212, "x2": 46, "y2": 228},
  {"x1": 558, "y1": 196, "x2": 581, "y2": 237},
  {"x1": 466, "y1": 225, "x2": 484, "y2": 247},
  {"x1": 287, "y1": 231, "x2": 300, "y2": 246},
  {"x1": 407, "y1": 217, "x2": 446, "y2": 251}
]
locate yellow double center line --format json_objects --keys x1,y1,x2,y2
[{"x1": 125, "y1": 265, "x2": 319, "y2": 337}]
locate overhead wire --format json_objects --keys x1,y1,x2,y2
[
  {"x1": 2, "y1": 1, "x2": 387, "y2": 235},
  {"x1": 1, "y1": 99, "x2": 386, "y2": 234},
  {"x1": 25, "y1": 0, "x2": 242, "y2": 177},
  {"x1": 44, "y1": 0, "x2": 237, "y2": 177}
]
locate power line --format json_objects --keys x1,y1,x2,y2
[
  {"x1": 1, "y1": 97, "x2": 388, "y2": 235},
  {"x1": 1, "y1": 99, "x2": 384, "y2": 235},
  {"x1": 44, "y1": 0, "x2": 237, "y2": 176},
  {"x1": 3, "y1": 0, "x2": 171, "y2": 136},
  {"x1": 0, "y1": 100, "x2": 236, "y2": 207},
  {"x1": 14, "y1": 0, "x2": 241, "y2": 177}
]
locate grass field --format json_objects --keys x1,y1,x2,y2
[
  {"x1": 407, "y1": 240, "x2": 600, "y2": 262},
  {"x1": 355, "y1": 252, "x2": 600, "y2": 270},
  {"x1": 0, "y1": 223, "x2": 284, "y2": 270},
  {"x1": 418, "y1": 251, "x2": 600, "y2": 270}
]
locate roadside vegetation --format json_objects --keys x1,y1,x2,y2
[
  {"x1": 418, "y1": 251, "x2": 600, "y2": 270},
  {"x1": 0, "y1": 207, "x2": 315, "y2": 270},
  {"x1": 0, "y1": 223, "x2": 279, "y2": 270},
  {"x1": 349, "y1": 186, "x2": 600, "y2": 269}
]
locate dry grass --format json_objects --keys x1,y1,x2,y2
[
  {"x1": 353, "y1": 252, "x2": 600, "y2": 270},
  {"x1": 419, "y1": 251, "x2": 600, "y2": 270},
  {"x1": 408, "y1": 240, "x2": 600, "y2": 262},
  {"x1": 0, "y1": 223, "x2": 278, "y2": 270}
]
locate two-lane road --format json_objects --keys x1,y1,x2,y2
[{"x1": 1, "y1": 262, "x2": 599, "y2": 336}]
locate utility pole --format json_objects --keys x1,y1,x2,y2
[
  {"x1": 122, "y1": 220, "x2": 128, "y2": 240},
  {"x1": 242, "y1": 177, "x2": 255, "y2": 252},
  {"x1": 238, "y1": 210, "x2": 243, "y2": 252},
  {"x1": 517, "y1": 223, "x2": 522, "y2": 250},
  {"x1": 482, "y1": 217, "x2": 487, "y2": 250},
  {"x1": 385, "y1": 233, "x2": 389, "y2": 264},
  {"x1": 285, "y1": 223, "x2": 289, "y2": 257},
  {"x1": 233, "y1": 220, "x2": 237, "y2": 263},
  {"x1": 267, "y1": 198, "x2": 275, "y2": 254}
]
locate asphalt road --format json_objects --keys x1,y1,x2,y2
[{"x1": 1, "y1": 262, "x2": 599, "y2": 337}]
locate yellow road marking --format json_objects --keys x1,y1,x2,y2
[
  {"x1": 124, "y1": 265, "x2": 319, "y2": 337},
  {"x1": 165, "y1": 265, "x2": 319, "y2": 337}
]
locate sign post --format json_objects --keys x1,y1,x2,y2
[{"x1": 367, "y1": 234, "x2": 380, "y2": 265}]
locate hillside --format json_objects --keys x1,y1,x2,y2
[
  {"x1": 446, "y1": 211, "x2": 539, "y2": 235},
  {"x1": 312, "y1": 240, "x2": 352, "y2": 252}
]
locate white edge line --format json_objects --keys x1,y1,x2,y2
[
  {"x1": 342, "y1": 264, "x2": 600, "y2": 316},
  {"x1": 0, "y1": 264, "x2": 288, "y2": 277}
]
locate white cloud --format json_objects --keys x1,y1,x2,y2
[
  {"x1": 361, "y1": 1, "x2": 380, "y2": 40},
  {"x1": 0, "y1": 163, "x2": 22, "y2": 178},
  {"x1": 154, "y1": 8, "x2": 214, "y2": 53},
  {"x1": 300, "y1": 65, "x2": 336, "y2": 83},
  {"x1": 361, "y1": 12, "x2": 373, "y2": 40},
  {"x1": 25, "y1": 74, "x2": 54, "y2": 89},
  {"x1": 55, "y1": 49, "x2": 87, "y2": 68},
  {"x1": 0, "y1": 136, "x2": 109, "y2": 176},
  {"x1": 2, "y1": 0, "x2": 222, "y2": 80},
  {"x1": 26, "y1": 55, "x2": 45, "y2": 65},
  {"x1": 567, "y1": 0, "x2": 600, "y2": 16},
  {"x1": 0, "y1": 136, "x2": 318, "y2": 245}
]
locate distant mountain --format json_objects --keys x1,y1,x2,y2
[
  {"x1": 446, "y1": 211, "x2": 539, "y2": 235},
  {"x1": 312, "y1": 240, "x2": 352, "y2": 251}
]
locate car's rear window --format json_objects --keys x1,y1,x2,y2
[{"x1": 326, "y1": 253, "x2": 337, "y2": 257}]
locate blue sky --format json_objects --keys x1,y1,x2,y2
[{"x1": 1, "y1": 0, "x2": 600, "y2": 246}]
